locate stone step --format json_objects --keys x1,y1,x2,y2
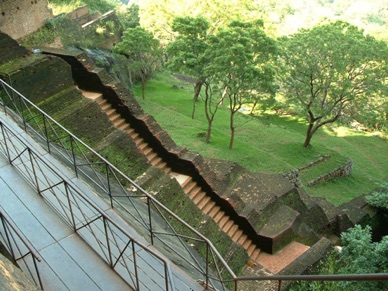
[
  {"x1": 118, "y1": 123, "x2": 129, "y2": 131},
  {"x1": 218, "y1": 215, "x2": 230, "y2": 229},
  {"x1": 222, "y1": 220, "x2": 234, "y2": 233},
  {"x1": 202, "y1": 201, "x2": 216, "y2": 215},
  {"x1": 251, "y1": 248, "x2": 261, "y2": 261},
  {"x1": 231, "y1": 229, "x2": 243, "y2": 243},
  {"x1": 126, "y1": 128, "x2": 135, "y2": 135},
  {"x1": 184, "y1": 181, "x2": 196, "y2": 195},
  {"x1": 113, "y1": 118, "x2": 126, "y2": 128},
  {"x1": 238, "y1": 234, "x2": 249, "y2": 246},
  {"x1": 208, "y1": 205, "x2": 220, "y2": 218},
  {"x1": 227, "y1": 224, "x2": 239, "y2": 237},
  {"x1": 129, "y1": 131, "x2": 140, "y2": 140},
  {"x1": 197, "y1": 196, "x2": 211, "y2": 210},
  {"x1": 147, "y1": 152, "x2": 158, "y2": 162},
  {"x1": 181, "y1": 176, "x2": 192, "y2": 188},
  {"x1": 247, "y1": 244, "x2": 256, "y2": 257},
  {"x1": 188, "y1": 186, "x2": 201, "y2": 199},
  {"x1": 98, "y1": 98, "x2": 107, "y2": 106},
  {"x1": 109, "y1": 113, "x2": 121, "y2": 123},
  {"x1": 143, "y1": 146, "x2": 153, "y2": 156},
  {"x1": 138, "y1": 142, "x2": 148, "y2": 151},
  {"x1": 213, "y1": 211, "x2": 225, "y2": 224},
  {"x1": 151, "y1": 156, "x2": 163, "y2": 167},
  {"x1": 242, "y1": 238, "x2": 252, "y2": 250},
  {"x1": 192, "y1": 191, "x2": 206, "y2": 204},
  {"x1": 105, "y1": 108, "x2": 115, "y2": 117}
]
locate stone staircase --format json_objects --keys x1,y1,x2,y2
[{"x1": 80, "y1": 88, "x2": 262, "y2": 263}]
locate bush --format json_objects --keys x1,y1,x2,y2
[
  {"x1": 366, "y1": 182, "x2": 388, "y2": 210},
  {"x1": 290, "y1": 225, "x2": 388, "y2": 291}
]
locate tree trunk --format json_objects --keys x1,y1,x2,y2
[
  {"x1": 206, "y1": 121, "x2": 212, "y2": 144},
  {"x1": 229, "y1": 112, "x2": 235, "y2": 150},
  {"x1": 250, "y1": 99, "x2": 259, "y2": 115},
  {"x1": 303, "y1": 123, "x2": 314, "y2": 147},
  {"x1": 191, "y1": 81, "x2": 203, "y2": 119}
]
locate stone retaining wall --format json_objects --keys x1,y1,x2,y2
[{"x1": 308, "y1": 160, "x2": 353, "y2": 186}]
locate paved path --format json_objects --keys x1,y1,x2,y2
[{"x1": 0, "y1": 110, "x2": 200, "y2": 290}]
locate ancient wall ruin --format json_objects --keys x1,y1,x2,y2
[{"x1": 0, "y1": 0, "x2": 52, "y2": 40}]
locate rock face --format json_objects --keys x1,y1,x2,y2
[
  {"x1": 0, "y1": 254, "x2": 38, "y2": 291},
  {"x1": 0, "y1": 0, "x2": 52, "y2": 40}
]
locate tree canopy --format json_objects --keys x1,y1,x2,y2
[
  {"x1": 113, "y1": 26, "x2": 161, "y2": 99},
  {"x1": 278, "y1": 21, "x2": 388, "y2": 147}
]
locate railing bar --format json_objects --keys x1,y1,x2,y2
[
  {"x1": 1, "y1": 79, "x2": 235, "y2": 280},
  {"x1": 0, "y1": 206, "x2": 41, "y2": 261},
  {"x1": 151, "y1": 231, "x2": 206, "y2": 243},
  {"x1": 236, "y1": 273, "x2": 388, "y2": 282},
  {"x1": 74, "y1": 214, "x2": 104, "y2": 232},
  {"x1": 39, "y1": 180, "x2": 66, "y2": 194}
]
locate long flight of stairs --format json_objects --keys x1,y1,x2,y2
[{"x1": 80, "y1": 88, "x2": 261, "y2": 262}]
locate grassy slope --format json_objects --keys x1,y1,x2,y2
[{"x1": 134, "y1": 72, "x2": 388, "y2": 206}]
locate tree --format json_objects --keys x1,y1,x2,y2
[
  {"x1": 113, "y1": 27, "x2": 161, "y2": 99},
  {"x1": 166, "y1": 16, "x2": 211, "y2": 118},
  {"x1": 139, "y1": 0, "x2": 260, "y2": 44},
  {"x1": 206, "y1": 20, "x2": 277, "y2": 149},
  {"x1": 116, "y1": 3, "x2": 140, "y2": 29},
  {"x1": 366, "y1": 182, "x2": 388, "y2": 211},
  {"x1": 291, "y1": 225, "x2": 388, "y2": 291},
  {"x1": 203, "y1": 78, "x2": 224, "y2": 143},
  {"x1": 339, "y1": 225, "x2": 388, "y2": 290},
  {"x1": 279, "y1": 21, "x2": 388, "y2": 147}
]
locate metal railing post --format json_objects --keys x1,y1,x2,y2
[
  {"x1": 104, "y1": 217, "x2": 113, "y2": 267},
  {"x1": 28, "y1": 148, "x2": 41, "y2": 194},
  {"x1": 0, "y1": 122, "x2": 12, "y2": 163},
  {"x1": 69, "y1": 136, "x2": 78, "y2": 177},
  {"x1": 132, "y1": 240, "x2": 140, "y2": 290},
  {"x1": 106, "y1": 163, "x2": 113, "y2": 208},
  {"x1": 206, "y1": 243, "x2": 210, "y2": 289},
  {"x1": 32, "y1": 255, "x2": 44, "y2": 290},
  {"x1": 42, "y1": 114, "x2": 50, "y2": 153},
  {"x1": 64, "y1": 182, "x2": 77, "y2": 231},
  {"x1": 147, "y1": 197, "x2": 154, "y2": 245}
]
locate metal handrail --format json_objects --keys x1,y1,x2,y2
[
  {"x1": 2, "y1": 78, "x2": 388, "y2": 290},
  {"x1": 0, "y1": 119, "x2": 175, "y2": 290},
  {"x1": 0, "y1": 206, "x2": 43, "y2": 289},
  {"x1": 0, "y1": 77, "x2": 233, "y2": 289}
]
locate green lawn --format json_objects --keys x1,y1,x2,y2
[{"x1": 134, "y1": 72, "x2": 388, "y2": 206}]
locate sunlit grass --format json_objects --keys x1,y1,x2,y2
[{"x1": 134, "y1": 71, "x2": 388, "y2": 206}]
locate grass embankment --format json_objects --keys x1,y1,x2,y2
[{"x1": 134, "y1": 72, "x2": 388, "y2": 206}]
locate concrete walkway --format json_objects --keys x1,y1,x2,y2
[{"x1": 0, "y1": 110, "x2": 200, "y2": 290}]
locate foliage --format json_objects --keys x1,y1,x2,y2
[
  {"x1": 134, "y1": 71, "x2": 388, "y2": 205},
  {"x1": 115, "y1": 3, "x2": 140, "y2": 29},
  {"x1": 278, "y1": 21, "x2": 388, "y2": 147},
  {"x1": 206, "y1": 20, "x2": 277, "y2": 149},
  {"x1": 290, "y1": 225, "x2": 388, "y2": 290},
  {"x1": 366, "y1": 182, "x2": 388, "y2": 210},
  {"x1": 48, "y1": 0, "x2": 118, "y2": 14},
  {"x1": 113, "y1": 27, "x2": 162, "y2": 99},
  {"x1": 137, "y1": 0, "x2": 388, "y2": 42},
  {"x1": 139, "y1": 0, "x2": 260, "y2": 43},
  {"x1": 166, "y1": 16, "x2": 211, "y2": 105}
]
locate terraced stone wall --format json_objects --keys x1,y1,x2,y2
[{"x1": 4, "y1": 55, "x2": 73, "y2": 104}]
